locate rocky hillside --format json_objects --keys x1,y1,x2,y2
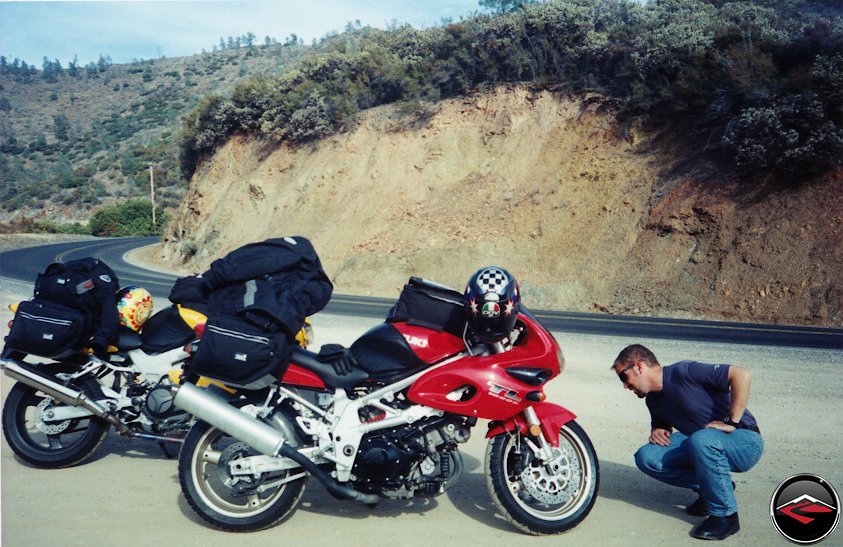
[
  {"x1": 0, "y1": 41, "x2": 306, "y2": 221},
  {"x1": 158, "y1": 86, "x2": 842, "y2": 327}
]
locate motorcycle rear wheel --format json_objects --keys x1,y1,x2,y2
[
  {"x1": 2, "y1": 378, "x2": 109, "y2": 468},
  {"x1": 179, "y1": 419, "x2": 307, "y2": 532},
  {"x1": 485, "y1": 419, "x2": 599, "y2": 535}
]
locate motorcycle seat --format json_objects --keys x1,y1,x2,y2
[
  {"x1": 116, "y1": 327, "x2": 143, "y2": 351},
  {"x1": 290, "y1": 347, "x2": 370, "y2": 390}
]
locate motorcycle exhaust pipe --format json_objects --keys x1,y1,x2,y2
[
  {"x1": 0, "y1": 358, "x2": 124, "y2": 430},
  {"x1": 172, "y1": 382, "x2": 287, "y2": 457},
  {"x1": 172, "y1": 382, "x2": 379, "y2": 504}
]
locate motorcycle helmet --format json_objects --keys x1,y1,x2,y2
[
  {"x1": 115, "y1": 286, "x2": 154, "y2": 332},
  {"x1": 464, "y1": 266, "x2": 520, "y2": 343}
]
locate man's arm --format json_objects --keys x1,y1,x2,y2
[{"x1": 705, "y1": 365, "x2": 752, "y2": 432}]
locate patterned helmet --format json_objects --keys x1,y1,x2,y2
[
  {"x1": 115, "y1": 286, "x2": 154, "y2": 332},
  {"x1": 464, "y1": 266, "x2": 520, "y2": 343}
]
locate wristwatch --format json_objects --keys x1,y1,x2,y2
[{"x1": 723, "y1": 417, "x2": 740, "y2": 428}]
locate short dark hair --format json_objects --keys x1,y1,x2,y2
[{"x1": 612, "y1": 344, "x2": 659, "y2": 369}]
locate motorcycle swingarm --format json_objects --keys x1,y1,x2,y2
[
  {"x1": 485, "y1": 402, "x2": 576, "y2": 447},
  {"x1": 226, "y1": 448, "x2": 328, "y2": 477},
  {"x1": 41, "y1": 389, "x2": 133, "y2": 421}
]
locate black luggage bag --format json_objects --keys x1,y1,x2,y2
[{"x1": 386, "y1": 277, "x2": 466, "y2": 337}]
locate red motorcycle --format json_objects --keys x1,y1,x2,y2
[{"x1": 173, "y1": 275, "x2": 599, "y2": 534}]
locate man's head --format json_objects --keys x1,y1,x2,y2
[{"x1": 611, "y1": 344, "x2": 661, "y2": 398}]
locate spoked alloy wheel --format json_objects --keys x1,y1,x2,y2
[
  {"x1": 2, "y1": 378, "x2": 109, "y2": 468},
  {"x1": 178, "y1": 419, "x2": 307, "y2": 532},
  {"x1": 486, "y1": 419, "x2": 599, "y2": 535}
]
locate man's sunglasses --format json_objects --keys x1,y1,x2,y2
[{"x1": 617, "y1": 362, "x2": 635, "y2": 383}]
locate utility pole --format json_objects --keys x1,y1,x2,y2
[{"x1": 148, "y1": 163, "x2": 156, "y2": 226}]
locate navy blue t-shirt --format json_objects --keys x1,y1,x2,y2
[{"x1": 645, "y1": 361, "x2": 758, "y2": 436}]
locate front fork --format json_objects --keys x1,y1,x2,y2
[{"x1": 522, "y1": 406, "x2": 559, "y2": 467}]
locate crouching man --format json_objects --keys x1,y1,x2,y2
[{"x1": 611, "y1": 344, "x2": 764, "y2": 541}]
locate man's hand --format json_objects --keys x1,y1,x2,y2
[
  {"x1": 649, "y1": 427, "x2": 672, "y2": 446},
  {"x1": 704, "y1": 420, "x2": 737, "y2": 433}
]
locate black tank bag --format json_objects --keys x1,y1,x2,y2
[{"x1": 386, "y1": 277, "x2": 466, "y2": 336}]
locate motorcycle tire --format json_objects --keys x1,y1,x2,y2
[
  {"x1": 485, "y1": 419, "x2": 599, "y2": 535},
  {"x1": 179, "y1": 419, "x2": 307, "y2": 532},
  {"x1": 2, "y1": 377, "x2": 109, "y2": 468}
]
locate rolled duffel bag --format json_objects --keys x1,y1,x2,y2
[
  {"x1": 386, "y1": 277, "x2": 466, "y2": 336},
  {"x1": 5, "y1": 299, "x2": 93, "y2": 358},
  {"x1": 192, "y1": 314, "x2": 291, "y2": 390}
]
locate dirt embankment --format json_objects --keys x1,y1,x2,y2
[{"x1": 156, "y1": 85, "x2": 842, "y2": 327}]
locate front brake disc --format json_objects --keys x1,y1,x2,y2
[{"x1": 519, "y1": 444, "x2": 581, "y2": 504}]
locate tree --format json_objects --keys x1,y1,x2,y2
[
  {"x1": 96, "y1": 54, "x2": 112, "y2": 73},
  {"x1": 68, "y1": 55, "x2": 80, "y2": 78},
  {"x1": 479, "y1": 0, "x2": 536, "y2": 15},
  {"x1": 53, "y1": 114, "x2": 70, "y2": 141}
]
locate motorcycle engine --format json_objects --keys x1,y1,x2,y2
[
  {"x1": 143, "y1": 385, "x2": 179, "y2": 419},
  {"x1": 352, "y1": 416, "x2": 471, "y2": 498}
]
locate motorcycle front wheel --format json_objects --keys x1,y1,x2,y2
[
  {"x1": 485, "y1": 419, "x2": 599, "y2": 535},
  {"x1": 2, "y1": 377, "x2": 109, "y2": 468},
  {"x1": 179, "y1": 419, "x2": 307, "y2": 532}
]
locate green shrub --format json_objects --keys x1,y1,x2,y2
[
  {"x1": 723, "y1": 93, "x2": 843, "y2": 174},
  {"x1": 89, "y1": 199, "x2": 169, "y2": 236},
  {"x1": 174, "y1": 0, "x2": 843, "y2": 182}
]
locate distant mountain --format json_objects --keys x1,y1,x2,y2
[{"x1": 0, "y1": 41, "x2": 308, "y2": 223}]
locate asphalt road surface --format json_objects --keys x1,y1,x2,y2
[{"x1": 2, "y1": 237, "x2": 840, "y2": 348}]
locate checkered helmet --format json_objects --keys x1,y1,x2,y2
[{"x1": 464, "y1": 266, "x2": 520, "y2": 343}]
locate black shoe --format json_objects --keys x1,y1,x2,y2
[
  {"x1": 686, "y1": 496, "x2": 709, "y2": 517},
  {"x1": 690, "y1": 513, "x2": 740, "y2": 541},
  {"x1": 686, "y1": 482, "x2": 736, "y2": 517}
]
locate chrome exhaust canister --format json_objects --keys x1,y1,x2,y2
[
  {"x1": 172, "y1": 382, "x2": 287, "y2": 457},
  {"x1": 1, "y1": 358, "x2": 113, "y2": 420}
]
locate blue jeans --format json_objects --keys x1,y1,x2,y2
[{"x1": 634, "y1": 429, "x2": 764, "y2": 517}]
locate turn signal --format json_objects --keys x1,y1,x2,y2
[{"x1": 525, "y1": 390, "x2": 545, "y2": 402}]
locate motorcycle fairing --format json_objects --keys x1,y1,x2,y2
[
  {"x1": 280, "y1": 363, "x2": 327, "y2": 389},
  {"x1": 485, "y1": 401, "x2": 577, "y2": 447},
  {"x1": 406, "y1": 314, "x2": 560, "y2": 421}
]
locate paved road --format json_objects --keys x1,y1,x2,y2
[{"x1": 2, "y1": 237, "x2": 840, "y2": 349}]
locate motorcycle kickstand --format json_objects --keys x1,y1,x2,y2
[{"x1": 158, "y1": 441, "x2": 176, "y2": 459}]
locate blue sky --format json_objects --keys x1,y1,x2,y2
[{"x1": 1, "y1": 1, "x2": 483, "y2": 67}]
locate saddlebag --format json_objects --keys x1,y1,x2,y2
[
  {"x1": 192, "y1": 314, "x2": 290, "y2": 390},
  {"x1": 32, "y1": 257, "x2": 120, "y2": 351},
  {"x1": 387, "y1": 277, "x2": 466, "y2": 336},
  {"x1": 5, "y1": 300, "x2": 93, "y2": 358}
]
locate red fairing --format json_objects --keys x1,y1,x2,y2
[
  {"x1": 485, "y1": 402, "x2": 577, "y2": 447},
  {"x1": 407, "y1": 314, "x2": 561, "y2": 422},
  {"x1": 280, "y1": 364, "x2": 325, "y2": 389},
  {"x1": 391, "y1": 323, "x2": 465, "y2": 363}
]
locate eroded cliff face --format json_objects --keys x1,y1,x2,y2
[{"x1": 161, "y1": 85, "x2": 842, "y2": 326}]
